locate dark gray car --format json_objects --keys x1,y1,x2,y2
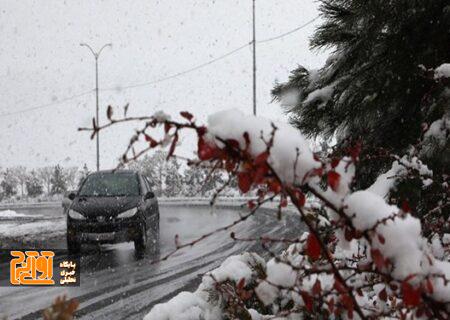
[{"x1": 66, "y1": 170, "x2": 159, "y2": 253}]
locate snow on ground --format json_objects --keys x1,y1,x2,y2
[
  {"x1": 0, "y1": 210, "x2": 28, "y2": 218},
  {"x1": 0, "y1": 219, "x2": 65, "y2": 237}
]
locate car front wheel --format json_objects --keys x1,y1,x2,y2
[
  {"x1": 134, "y1": 223, "x2": 147, "y2": 253},
  {"x1": 67, "y1": 235, "x2": 81, "y2": 254}
]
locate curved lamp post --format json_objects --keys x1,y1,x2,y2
[{"x1": 80, "y1": 43, "x2": 112, "y2": 171}]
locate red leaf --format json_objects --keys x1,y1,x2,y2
[
  {"x1": 347, "y1": 141, "x2": 362, "y2": 162},
  {"x1": 344, "y1": 228, "x2": 354, "y2": 241},
  {"x1": 404, "y1": 274, "x2": 417, "y2": 282},
  {"x1": 401, "y1": 200, "x2": 411, "y2": 213},
  {"x1": 402, "y1": 281, "x2": 421, "y2": 306},
  {"x1": 293, "y1": 190, "x2": 306, "y2": 207},
  {"x1": 198, "y1": 138, "x2": 217, "y2": 161},
  {"x1": 268, "y1": 180, "x2": 282, "y2": 194},
  {"x1": 253, "y1": 164, "x2": 269, "y2": 184},
  {"x1": 236, "y1": 278, "x2": 245, "y2": 290},
  {"x1": 371, "y1": 249, "x2": 385, "y2": 270},
  {"x1": 341, "y1": 294, "x2": 353, "y2": 317},
  {"x1": 425, "y1": 278, "x2": 433, "y2": 294},
  {"x1": 416, "y1": 308, "x2": 425, "y2": 318},
  {"x1": 354, "y1": 230, "x2": 363, "y2": 239},
  {"x1": 333, "y1": 278, "x2": 346, "y2": 294},
  {"x1": 197, "y1": 126, "x2": 207, "y2": 136},
  {"x1": 180, "y1": 111, "x2": 193, "y2": 121},
  {"x1": 327, "y1": 298, "x2": 335, "y2": 314},
  {"x1": 312, "y1": 279, "x2": 322, "y2": 295},
  {"x1": 225, "y1": 160, "x2": 235, "y2": 172},
  {"x1": 247, "y1": 200, "x2": 256, "y2": 210},
  {"x1": 306, "y1": 233, "x2": 321, "y2": 261},
  {"x1": 226, "y1": 139, "x2": 240, "y2": 149},
  {"x1": 238, "y1": 172, "x2": 252, "y2": 193},
  {"x1": 254, "y1": 152, "x2": 269, "y2": 165},
  {"x1": 144, "y1": 134, "x2": 158, "y2": 148},
  {"x1": 378, "y1": 288, "x2": 387, "y2": 301},
  {"x1": 312, "y1": 167, "x2": 323, "y2": 177},
  {"x1": 347, "y1": 308, "x2": 354, "y2": 319},
  {"x1": 300, "y1": 291, "x2": 313, "y2": 312},
  {"x1": 164, "y1": 122, "x2": 172, "y2": 134},
  {"x1": 378, "y1": 234, "x2": 386, "y2": 244},
  {"x1": 327, "y1": 171, "x2": 341, "y2": 192},
  {"x1": 331, "y1": 158, "x2": 340, "y2": 169},
  {"x1": 240, "y1": 289, "x2": 253, "y2": 301}
]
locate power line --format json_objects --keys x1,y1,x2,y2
[
  {"x1": 106, "y1": 17, "x2": 319, "y2": 93},
  {"x1": 0, "y1": 16, "x2": 319, "y2": 118},
  {"x1": 100, "y1": 42, "x2": 252, "y2": 92},
  {"x1": 0, "y1": 43, "x2": 252, "y2": 118},
  {"x1": 0, "y1": 89, "x2": 94, "y2": 118},
  {"x1": 258, "y1": 17, "x2": 319, "y2": 44}
]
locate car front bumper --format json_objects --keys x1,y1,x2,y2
[{"x1": 67, "y1": 218, "x2": 142, "y2": 244}]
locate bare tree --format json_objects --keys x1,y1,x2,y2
[
  {"x1": 12, "y1": 166, "x2": 27, "y2": 197},
  {"x1": 37, "y1": 167, "x2": 54, "y2": 195},
  {"x1": 64, "y1": 167, "x2": 79, "y2": 191}
]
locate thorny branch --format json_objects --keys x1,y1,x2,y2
[{"x1": 80, "y1": 108, "x2": 450, "y2": 319}]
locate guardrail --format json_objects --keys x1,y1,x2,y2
[
  {"x1": 158, "y1": 196, "x2": 252, "y2": 206},
  {"x1": 0, "y1": 197, "x2": 256, "y2": 210},
  {"x1": 0, "y1": 196, "x2": 300, "y2": 210},
  {"x1": 0, "y1": 201, "x2": 62, "y2": 210}
]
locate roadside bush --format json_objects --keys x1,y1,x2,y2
[{"x1": 78, "y1": 100, "x2": 450, "y2": 319}]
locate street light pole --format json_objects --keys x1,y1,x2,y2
[{"x1": 80, "y1": 43, "x2": 112, "y2": 172}]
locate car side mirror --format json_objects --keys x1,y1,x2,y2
[
  {"x1": 68, "y1": 192, "x2": 77, "y2": 201},
  {"x1": 144, "y1": 191, "x2": 155, "y2": 200}
]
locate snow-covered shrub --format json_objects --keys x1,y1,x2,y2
[{"x1": 80, "y1": 106, "x2": 450, "y2": 319}]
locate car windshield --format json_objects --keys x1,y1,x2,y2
[{"x1": 79, "y1": 173, "x2": 140, "y2": 197}]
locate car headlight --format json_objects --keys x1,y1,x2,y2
[
  {"x1": 117, "y1": 207, "x2": 138, "y2": 219},
  {"x1": 68, "y1": 209, "x2": 86, "y2": 220}
]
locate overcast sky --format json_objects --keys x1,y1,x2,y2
[{"x1": 0, "y1": 0, "x2": 327, "y2": 170}]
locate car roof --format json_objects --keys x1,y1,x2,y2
[{"x1": 89, "y1": 169, "x2": 139, "y2": 175}]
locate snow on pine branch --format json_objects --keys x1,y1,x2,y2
[
  {"x1": 367, "y1": 155, "x2": 433, "y2": 198},
  {"x1": 434, "y1": 63, "x2": 450, "y2": 80}
]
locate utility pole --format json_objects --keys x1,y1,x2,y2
[
  {"x1": 252, "y1": 0, "x2": 257, "y2": 116},
  {"x1": 80, "y1": 43, "x2": 112, "y2": 171}
]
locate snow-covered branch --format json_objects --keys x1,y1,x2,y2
[{"x1": 82, "y1": 107, "x2": 450, "y2": 319}]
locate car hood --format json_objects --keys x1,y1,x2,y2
[{"x1": 70, "y1": 196, "x2": 141, "y2": 218}]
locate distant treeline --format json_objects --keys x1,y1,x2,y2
[
  {"x1": 0, "y1": 164, "x2": 89, "y2": 201},
  {"x1": 0, "y1": 151, "x2": 238, "y2": 201}
]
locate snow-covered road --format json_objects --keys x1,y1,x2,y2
[{"x1": 0, "y1": 203, "x2": 303, "y2": 319}]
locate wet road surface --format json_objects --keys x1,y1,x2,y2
[{"x1": 0, "y1": 203, "x2": 303, "y2": 319}]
